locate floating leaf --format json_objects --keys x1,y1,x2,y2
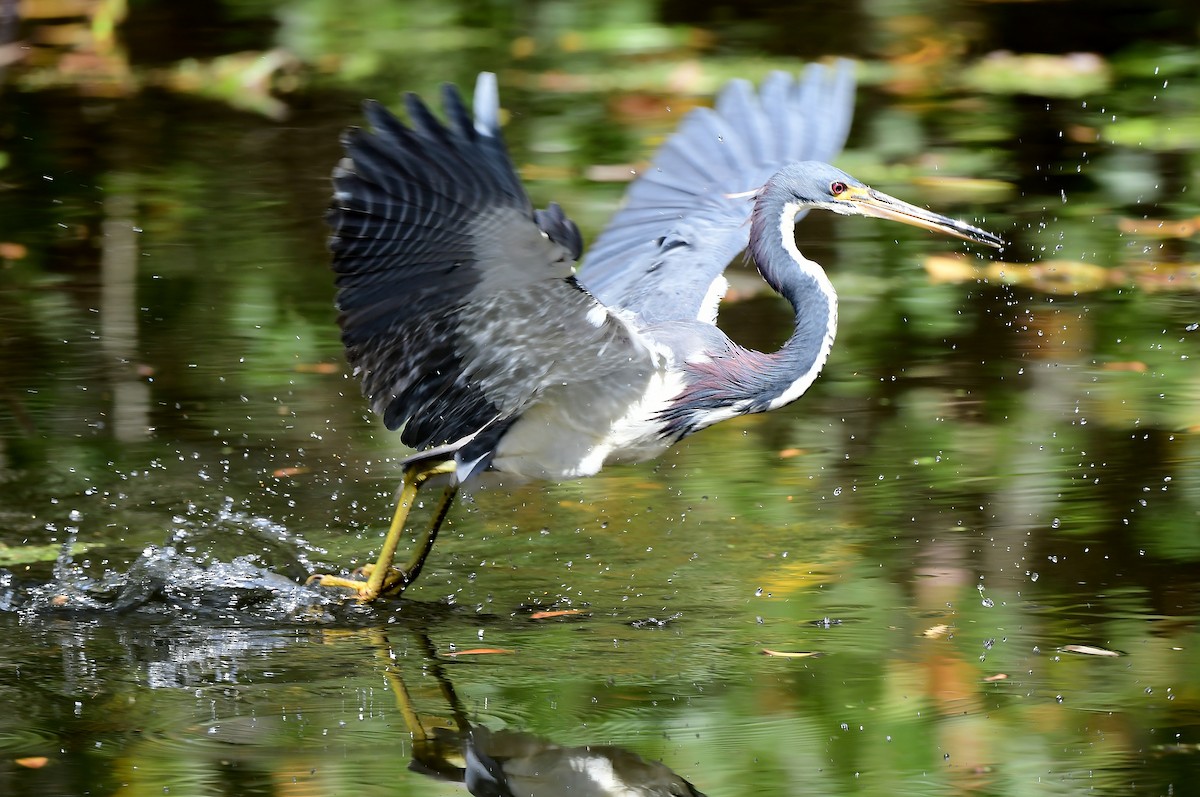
[
  {"x1": 910, "y1": 176, "x2": 1015, "y2": 204},
  {"x1": 585, "y1": 163, "x2": 639, "y2": 183},
  {"x1": 1119, "y1": 216, "x2": 1200, "y2": 238},
  {"x1": 1061, "y1": 644, "x2": 1121, "y2": 657},
  {"x1": 1104, "y1": 114, "x2": 1200, "y2": 151},
  {"x1": 165, "y1": 49, "x2": 298, "y2": 119},
  {"x1": 762, "y1": 649, "x2": 821, "y2": 658},
  {"x1": 0, "y1": 241, "x2": 27, "y2": 260},
  {"x1": 518, "y1": 163, "x2": 574, "y2": 182},
  {"x1": 1124, "y1": 261, "x2": 1200, "y2": 292},
  {"x1": 444, "y1": 648, "x2": 515, "y2": 657},
  {"x1": 923, "y1": 253, "x2": 980, "y2": 284},
  {"x1": 923, "y1": 254, "x2": 1200, "y2": 294},
  {"x1": 530, "y1": 609, "x2": 590, "y2": 620},
  {"x1": 962, "y1": 51, "x2": 1110, "y2": 97},
  {"x1": 294, "y1": 362, "x2": 340, "y2": 374}
]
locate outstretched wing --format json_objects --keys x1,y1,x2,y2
[
  {"x1": 578, "y1": 61, "x2": 856, "y2": 323},
  {"x1": 328, "y1": 74, "x2": 651, "y2": 464}
]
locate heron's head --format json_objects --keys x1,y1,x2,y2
[{"x1": 776, "y1": 161, "x2": 1004, "y2": 249}]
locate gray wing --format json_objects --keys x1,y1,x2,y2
[
  {"x1": 577, "y1": 61, "x2": 856, "y2": 322},
  {"x1": 328, "y1": 73, "x2": 650, "y2": 463}
]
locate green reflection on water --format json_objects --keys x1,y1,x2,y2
[{"x1": 1, "y1": 0, "x2": 1199, "y2": 795}]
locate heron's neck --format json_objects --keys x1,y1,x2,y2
[
  {"x1": 748, "y1": 194, "x2": 839, "y2": 411},
  {"x1": 658, "y1": 192, "x2": 839, "y2": 440}
]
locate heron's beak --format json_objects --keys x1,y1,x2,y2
[{"x1": 843, "y1": 186, "x2": 1005, "y2": 249}]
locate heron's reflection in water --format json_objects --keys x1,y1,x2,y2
[{"x1": 377, "y1": 631, "x2": 706, "y2": 797}]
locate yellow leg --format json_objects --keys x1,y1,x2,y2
[
  {"x1": 372, "y1": 631, "x2": 429, "y2": 742},
  {"x1": 308, "y1": 458, "x2": 457, "y2": 602},
  {"x1": 373, "y1": 630, "x2": 470, "y2": 780},
  {"x1": 376, "y1": 477, "x2": 458, "y2": 596}
]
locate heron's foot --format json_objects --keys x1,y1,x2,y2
[
  {"x1": 357, "y1": 563, "x2": 413, "y2": 597},
  {"x1": 305, "y1": 572, "x2": 380, "y2": 602},
  {"x1": 305, "y1": 567, "x2": 411, "y2": 601}
]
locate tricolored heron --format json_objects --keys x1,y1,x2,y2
[{"x1": 312, "y1": 62, "x2": 1003, "y2": 601}]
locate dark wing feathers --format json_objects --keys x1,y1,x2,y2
[
  {"x1": 533, "y1": 202, "x2": 583, "y2": 260},
  {"x1": 578, "y1": 60, "x2": 856, "y2": 321},
  {"x1": 329, "y1": 74, "x2": 644, "y2": 460}
]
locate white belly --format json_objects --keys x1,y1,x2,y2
[{"x1": 489, "y1": 369, "x2": 685, "y2": 481}]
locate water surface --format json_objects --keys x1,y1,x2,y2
[{"x1": 1, "y1": 1, "x2": 1198, "y2": 795}]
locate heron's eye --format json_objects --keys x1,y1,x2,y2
[{"x1": 830, "y1": 181, "x2": 848, "y2": 196}]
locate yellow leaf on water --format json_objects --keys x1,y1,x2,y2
[
  {"x1": 294, "y1": 362, "x2": 340, "y2": 374},
  {"x1": 924, "y1": 254, "x2": 982, "y2": 284},
  {"x1": 530, "y1": 609, "x2": 590, "y2": 620},
  {"x1": 926, "y1": 253, "x2": 1200, "y2": 294},
  {"x1": 510, "y1": 35, "x2": 535, "y2": 60},
  {"x1": 910, "y1": 176, "x2": 1015, "y2": 204},
  {"x1": 1101, "y1": 361, "x2": 1148, "y2": 373},
  {"x1": 444, "y1": 648, "x2": 515, "y2": 657},
  {"x1": 1118, "y1": 216, "x2": 1200, "y2": 238},
  {"x1": 0, "y1": 242, "x2": 27, "y2": 260}
]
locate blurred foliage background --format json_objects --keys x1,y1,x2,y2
[{"x1": 0, "y1": 1, "x2": 1198, "y2": 796}]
